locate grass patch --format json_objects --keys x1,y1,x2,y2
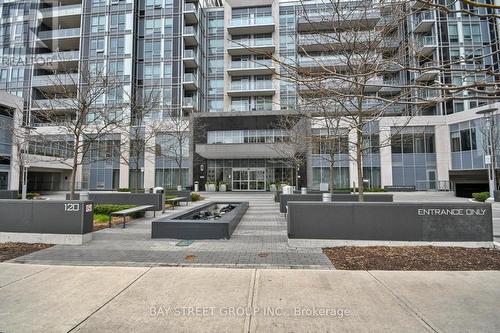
[{"x1": 93, "y1": 213, "x2": 110, "y2": 223}]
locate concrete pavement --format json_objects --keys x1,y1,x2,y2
[{"x1": 1, "y1": 263, "x2": 499, "y2": 332}]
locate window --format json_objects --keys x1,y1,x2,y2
[
  {"x1": 91, "y1": 16, "x2": 106, "y2": 33},
  {"x1": 108, "y1": 60, "x2": 124, "y2": 77},
  {"x1": 208, "y1": 39, "x2": 223, "y2": 54},
  {"x1": 144, "y1": 63, "x2": 161, "y2": 80},
  {"x1": 231, "y1": 97, "x2": 250, "y2": 112},
  {"x1": 208, "y1": 80, "x2": 223, "y2": 95},
  {"x1": 109, "y1": 37, "x2": 125, "y2": 56},
  {"x1": 144, "y1": 40, "x2": 161, "y2": 58},
  {"x1": 146, "y1": 0, "x2": 162, "y2": 7},
  {"x1": 463, "y1": 23, "x2": 481, "y2": 43},
  {"x1": 164, "y1": 18, "x2": 173, "y2": 35},
  {"x1": 89, "y1": 61, "x2": 104, "y2": 77},
  {"x1": 107, "y1": 86, "x2": 123, "y2": 104},
  {"x1": 450, "y1": 49, "x2": 461, "y2": 62},
  {"x1": 164, "y1": 39, "x2": 172, "y2": 58},
  {"x1": 208, "y1": 18, "x2": 223, "y2": 34},
  {"x1": 90, "y1": 38, "x2": 105, "y2": 56},
  {"x1": 208, "y1": 59, "x2": 223, "y2": 74},
  {"x1": 255, "y1": 96, "x2": 272, "y2": 111},
  {"x1": 145, "y1": 18, "x2": 162, "y2": 35},
  {"x1": 110, "y1": 14, "x2": 126, "y2": 32},
  {"x1": 451, "y1": 131, "x2": 460, "y2": 152},
  {"x1": 448, "y1": 23, "x2": 459, "y2": 43},
  {"x1": 163, "y1": 63, "x2": 172, "y2": 77}
]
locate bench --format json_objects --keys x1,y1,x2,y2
[
  {"x1": 165, "y1": 197, "x2": 188, "y2": 210},
  {"x1": 109, "y1": 205, "x2": 155, "y2": 228}
]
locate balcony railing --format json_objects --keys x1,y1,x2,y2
[
  {"x1": 39, "y1": 4, "x2": 81, "y2": 16},
  {"x1": 32, "y1": 73, "x2": 78, "y2": 86},
  {"x1": 183, "y1": 26, "x2": 197, "y2": 35},
  {"x1": 38, "y1": 27, "x2": 80, "y2": 39},
  {"x1": 230, "y1": 81, "x2": 273, "y2": 91},
  {"x1": 230, "y1": 38, "x2": 274, "y2": 48},
  {"x1": 184, "y1": 3, "x2": 197, "y2": 12},
  {"x1": 229, "y1": 16, "x2": 273, "y2": 27},
  {"x1": 417, "y1": 89, "x2": 439, "y2": 100},
  {"x1": 183, "y1": 49, "x2": 197, "y2": 58},
  {"x1": 414, "y1": 11, "x2": 435, "y2": 26},
  {"x1": 32, "y1": 98, "x2": 77, "y2": 109},
  {"x1": 184, "y1": 73, "x2": 197, "y2": 82},
  {"x1": 230, "y1": 59, "x2": 273, "y2": 69},
  {"x1": 36, "y1": 50, "x2": 79, "y2": 62},
  {"x1": 183, "y1": 96, "x2": 197, "y2": 107},
  {"x1": 416, "y1": 35, "x2": 436, "y2": 48}
]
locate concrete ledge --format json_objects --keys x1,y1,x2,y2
[
  {"x1": 0, "y1": 232, "x2": 92, "y2": 245},
  {"x1": 280, "y1": 193, "x2": 393, "y2": 213},
  {"x1": 288, "y1": 239, "x2": 494, "y2": 248}
]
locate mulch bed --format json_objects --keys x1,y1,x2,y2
[
  {"x1": 0, "y1": 242, "x2": 53, "y2": 262},
  {"x1": 323, "y1": 246, "x2": 500, "y2": 270}
]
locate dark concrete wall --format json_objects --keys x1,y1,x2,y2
[
  {"x1": 494, "y1": 190, "x2": 499, "y2": 202},
  {"x1": 287, "y1": 202, "x2": 493, "y2": 242},
  {"x1": 0, "y1": 200, "x2": 93, "y2": 234},
  {"x1": 152, "y1": 201, "x2": 249, "y2": 239},
  {"x1": 0, "y1": 190, "x2": 18, "y2": 199},
  {"x1": 88, "y1": 193, "x2": 164, "y2": 211},
  {"x1": 279, "y1": 193, "x2": 394, "y2": 213},
  {"x1": 164, "y1": 190, "x2": 191, "y2": 202}
]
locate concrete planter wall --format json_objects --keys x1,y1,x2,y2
[
  {"x1": 494, "y1": 190, "x2": 499, "y2": 202},
  {"x1": 152, "y1": 201, "x2": 249, "y2": 239},
  {"x1": 88, "y1": 193, "x2": 165, "y2": 212},
  {"x1": 0, "y1": 200, "x2": 94, "y2": 244},
  {"x1": 0, "y1": 190, "x2": 19, "y2": 199},
  {"x1": 287, "y1": 202, "x2": 493, "y2": 244},
  {"x1": 219, "y1": 184, "x2": 227, "y2": 192},
  {"x1": 279, "y1": 193, "x2": 394, "y2": 213},
  {"x1": 206, "y1": 184, "x2": 216, "y2": 192}
]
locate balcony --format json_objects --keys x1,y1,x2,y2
[
  {"x1": 298, "y1": 76, "x2": 383, "y2": 95},
  {"x1": 31, "y1": 73, "x2": 78, "y2": 87},
  {"x1": 183, "y1": 73, "x2": 198, "y2": 91},
  {"x1": 227, "y1": 39, "x2": 275, "y2": 56},
  {"x1": 298, "y1": 54, "x2": 377, "y2": 71},
  {"x1": 379, "y1": 78, "x2": 402, "y2": 95},
  {"x1": 183, "y1": 3, "x2": 199, "y2": 25},
  {"x1": 183, "y1": 26, "x2": 198, "y2": 46},
  {"x1": 38, "y1": 27, "x2": 80, "y2": 40},
  {"x1": 39, "y1": 4, "x2": 81, "y2": 18},
  {"x1": 183, "y1": 49, "x2": 198, "y2": 68},
  {"x1": 31, "y1": 98, "x2": 77, "y2": 111},
  {"x1": 415, "y1": 62, "x2": 440, "y2": 81},
  {"x1": 227, "y1": 60, "x2": 274, "y2": 76},
  {"x1": 196, "y1": 143, "x2": 286, "y2": 159},
  {"x1": 413, "y1": 11, "x2": 435, "y2": 33},
  {"x1": 415, "y1": 35, "x2": 436, "y2": 57},
  {"x1": 297, "y1": 9, "x2": 380, "y2": 32},
  {"x1": 417, "y1": 88, "x2": 439, "y2": 104},
  {"x1": 227, "y1": 16, "x2": 275, "y2": 35},
  {"x1": 182, "y1": 96, "x2": 198, "y2": 112},
  {"x1": 227, "y1": 81, "x2": 275, "y2": 97},
  {"x1": 36, "y1": 51, "x2": 79, "y2": 63},
  {"x1": 411, "y1": 0, "x2": 432, "y2": 9}
]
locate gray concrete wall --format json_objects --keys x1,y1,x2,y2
[
  {"x1": 152, "y1": 202, "x2": 249, "y2": 239},
  {"x1": 0, "y1": 200, "x2": 93, "y2": 235},
  {"x1": 495, "y1": 190, "x2": 499, "y2": 202},
  {"x1": 0, "y1": 190, "x2": 18, "y2": 199},
  {"x1": 88, "y1": 193, "x2": 164, "y2": 211},
  {"x1": 287, "y1": 202, "x2": 493, "y2": 242},
  {"x1": 164, "y1": 190, "x2": 191, "y2": 202},
  {"x1": 279, "y1": 193, "x2": 394, "y2": 213}
]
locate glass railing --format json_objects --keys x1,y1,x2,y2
[
  {"x1": 417, "y1": 35, "x2": 436, "y2": 48},
  {"x1": 417, "y1": 89, "x2": 439, "y2": 99},
  {"x1": 183, "y1": 49, "x2": 197, "y2": 58},
  {"x1": 184, "y1": 73, "x2": 197, "y2": 82},
  {"x1": 230, "y1": 38, "x2": 273, "y2": 48},
  {"x1": 184, "y1": 3, "x2": 197, "y2": 12},
  {"x1": 183, "y1": 96, "x2": 197, "y2": 106},
  {"x1": 36, "y1": 50, "x2": 79, "y2": 61},
  {"x1": 415, "y1": 11, "x2": 435, "y2": 26},
  {"x1": 229, "y1": 16, "x2": 273, "y2": 27},
  {"x1": 231, "y1": 59, "x2": 272, "y2": 69},
  {"x1": 183, "y1": 26, "x2": 197, "y2": 35},
  {"x1": 230, "y1": 81, "x2": 273, "y2": 91},
  {"x1": 38, "y1": 27, "x2": 80, "y2": 39}
]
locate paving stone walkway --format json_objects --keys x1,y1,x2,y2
[{"x1": 12, "y1": 193, "x2": 333, "y2": 269}]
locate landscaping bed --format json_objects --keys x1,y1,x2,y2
[
  {"x1": 0, "y1": 242, "x2": 53, "y2": 262},
  {"x1": 323, "y1": 246, "x2": 500, "y2": 270},
  {"x1": 92, "y1": 204, "x2": 143, "y2": 231}
]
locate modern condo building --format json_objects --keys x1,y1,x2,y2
[{"x1": 0, "y1": 0, "x2": 499, "y2": 195}]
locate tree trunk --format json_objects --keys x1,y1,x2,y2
[
  {"x1": 356, "y1": 129, "x2": 364, "y2": 202},
  {"x1": 69, "y1": 152, "x2": 78, "y2": 200},
  {"x1": 295, "y1": 162, "x2": 299, "y2": 189},
  {"x1": 329, "y1": 157, "x2": 334, "y2": 194}
]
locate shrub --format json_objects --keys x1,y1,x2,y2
[
  {"x1": 472, "y1": 192, "x2": 490, "y2": 202},
  {"x1": 26, "y1": 192, "x2": 41, "y2": 200},
  {"x1": 117, "y1": 188, "x2": 130, "y2": 192},
  {"x1": 93, "y1": 204, "x2": 136, "y2": 215},
  {"x1": 191, "y1": 193, "x2": 202, "y2": 202},
  {"x1": 93, "y1": 214, "x2": 110, "y2": 223},
  {"x1": 165, "y1": 195, "x2": 178, "y2": 200}
]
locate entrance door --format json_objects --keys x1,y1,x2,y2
[
  {"x1": 232, "y1": 168, "x2": 266, "y2": 191},
  {"x1": 427, "y1": 170, "x2": 437, "y2": 190}
]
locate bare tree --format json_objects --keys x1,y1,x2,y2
[
  {"x1": 35, "y1": 65, "x2": 123, "y2": 199},
  {"x1": 237, "y1": 0, "x2": 500, "y2": 200}
]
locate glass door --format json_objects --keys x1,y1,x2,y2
[
  {"x1": 427, "y1": 170, "x2": 437, "y2": 191},
  {"x1": 232, "y1": 168, "x2": 266, "y2": 191}
]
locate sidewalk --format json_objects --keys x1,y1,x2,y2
[{"x1": 1, "y1": 263, "x2": 499, "y2": 332}]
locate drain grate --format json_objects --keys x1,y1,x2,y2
[{"x1": 176, "y1": 240, "x2": 194, "y2": 247}]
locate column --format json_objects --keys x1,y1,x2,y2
[{"x1": 379, "y1": 125, "x2": 393, "y2": 187}]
